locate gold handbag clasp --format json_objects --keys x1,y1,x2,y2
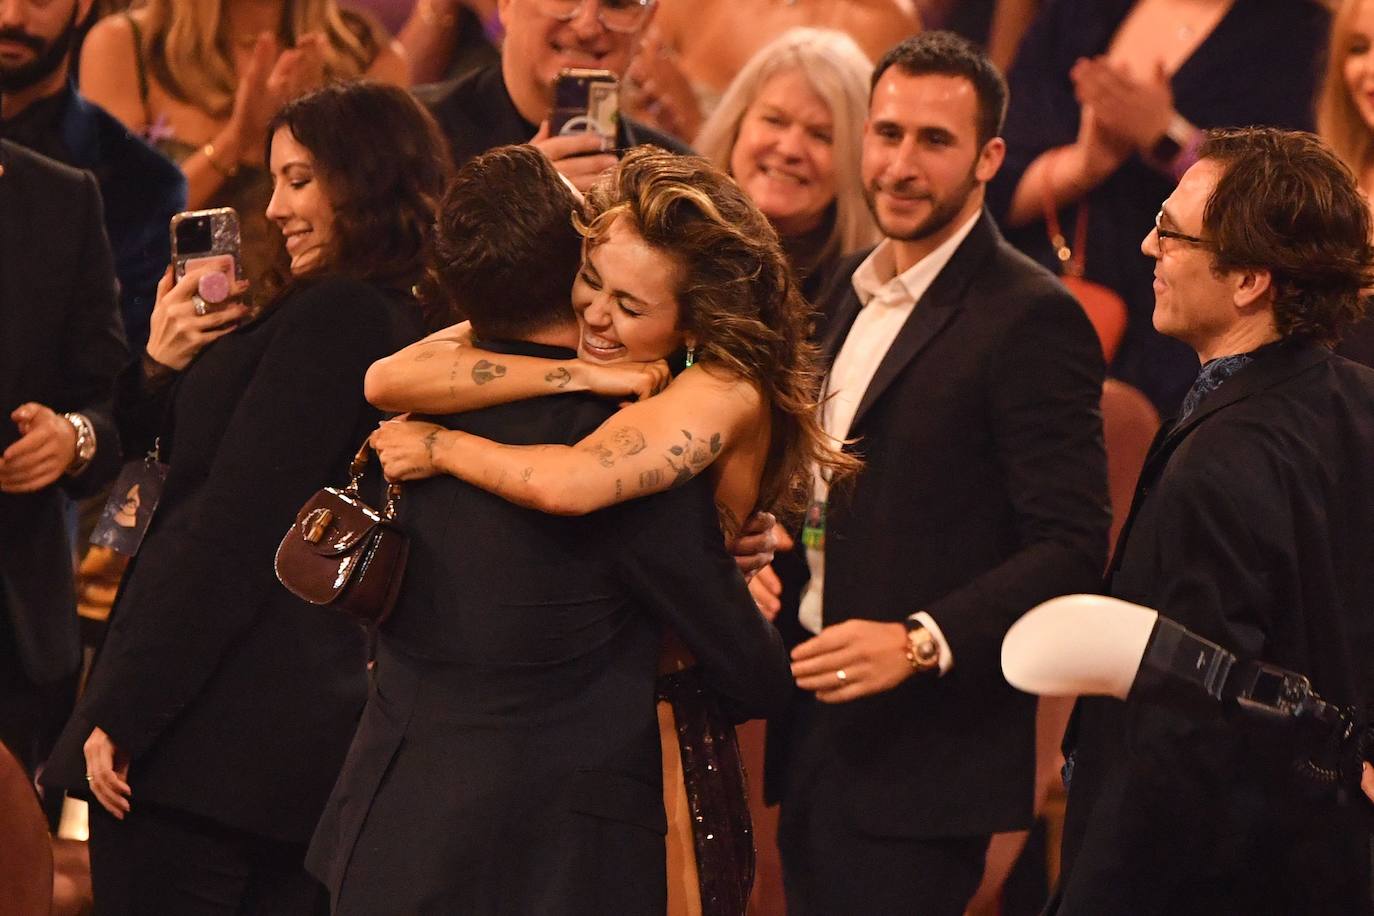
[{"x1": 303, "y1": 508, "x2": 334, "y2": 544}]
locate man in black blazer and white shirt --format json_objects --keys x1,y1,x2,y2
[
  {"x1": 764, "y1": 33, "x2": 1109, "y2": 915},
  {"x1": 0, "y1": 140, "x2": 126, "y2": 776}
]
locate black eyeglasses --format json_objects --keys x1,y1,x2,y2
[{"x1": 1154, "y1": 209, "x2": 1211, "y2": 250}]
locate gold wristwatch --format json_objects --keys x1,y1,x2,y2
[{"x1": 903, "y1": 616, "x2": 940, "y2": 673}]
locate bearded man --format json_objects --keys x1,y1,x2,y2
[{"x1": 763, "y1": 31, "x2": 1109, "y2": 916}]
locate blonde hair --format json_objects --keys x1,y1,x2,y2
[
  {"x1": 694, "y1": 27, "x2": 879, "y2": 263},
  {"x1": 581, "y1": 149, "x2": 861, "y2": 520},
  {"x1": 1318, "y1": 0, "x2": 1374, "y2": 182},
  {"x1": 137, "y1": 0, "x2": 378, "y2": 116}
]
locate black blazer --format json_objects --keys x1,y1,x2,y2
[
  {"x1": 308, "y1": 341, "x2": 793, "y2": 915},
  {"x1": 0, "y1": 141, "x2": 127, "y2": 685},
  {"x1": 44, "y1": 277, "x2": 423, "y2": 843},
  {"x1": 1056, "y1": 341, "x2": 1374, "y2": 915},
  {"x1": 769, "y1": 212, "x2": 1109, "y2": 837},
  {"x1": 413, "y1": 63, "x2": 692, "y2": 171}
]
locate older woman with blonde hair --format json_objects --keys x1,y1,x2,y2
[{"x1": 694, "y1": 27, "x2": 879, "y2": 299}]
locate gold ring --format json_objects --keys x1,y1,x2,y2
[{"x1": 836, "y1": 669, "x2": 847, "y2": 683}]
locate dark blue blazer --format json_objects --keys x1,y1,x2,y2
[{"x1": 48, "y1": 83, "x2": 186, "y2": 351}]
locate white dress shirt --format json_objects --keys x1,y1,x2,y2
[{"x1": 797, "y1": 211, "x2": 982, "y2": 673}]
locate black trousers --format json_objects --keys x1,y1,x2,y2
[
  {"x1": 776, "y1": 705, "x2": 989, "y2": 916},
  {"x1": 89, "y1": 802, "x2": 327, "y2": 916},
  {"x1": 0, "y1": 615, "x2": 76, "y2": 828}
]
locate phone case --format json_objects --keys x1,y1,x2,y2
[
  {"x1": 550, "y1": 69, "x2": 619, "y2": 149},
  {"x1": 171, "y1": 207, "x2": 243, "y2": 282}
]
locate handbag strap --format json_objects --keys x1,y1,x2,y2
[
  {"x1": 1041, "y1": 153, "x2": 1089, "y2": 279},
  {"x1": 344, "y1": 437, "x2": 401, "y2": 520}
]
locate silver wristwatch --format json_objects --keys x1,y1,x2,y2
[{"x1": 63, "y1": 412, "x2": 96, "y2": 476}]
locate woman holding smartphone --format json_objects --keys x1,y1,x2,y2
[{"x1": 43, "y1": 82, "x2": 448, "y2": 914}]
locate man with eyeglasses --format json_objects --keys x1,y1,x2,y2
[
  {"x1": 1053, "y1": 127, "x2": 1374, "y2": 915},
  {"x1": 415, "y1": 0, "x2": 689, "y2": 190}
]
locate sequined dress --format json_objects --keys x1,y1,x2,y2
[{"x1": 658, "y1": 665, "x2": 754, "y2": 915}]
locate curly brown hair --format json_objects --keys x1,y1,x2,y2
[
  {"x1": 581, "y1": 147, "x2": 860, "y2": 520},
  {"x1": 264, "y1": 81, "x2": 452, "y2": 325},
  {"x1": 1200, "y1": 127, "x2": 1373, "y2": 346}
]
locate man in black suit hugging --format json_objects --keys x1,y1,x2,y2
[
  {"x1": 762, "y1": 32, "x2": 1109, "y2": 915},
  {"x1": 306, "y1": 145, "x2": 792, "y2": 915}
]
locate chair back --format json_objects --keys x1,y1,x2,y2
[{"x1": 0, "y1": 740, "x2": 53, "y2": 915}]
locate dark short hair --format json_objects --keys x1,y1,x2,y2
[
  {"x1": 1200, "y1": 127, "x2": 1373, "y2": 345},
  {"x1": 871, "y1": 31, "x2": 1007, "y2": 147},
  {"x1": 429, "y1": 145, "x2": 584, "y2": 340},
  {"x1": 266, "y1": 81, "x2": 451, "y2": 309}
]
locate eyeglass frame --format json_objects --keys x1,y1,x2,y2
[
  {"x1": 531, "y1": 0, "x2": 657, "y2": 33},
  {"x1": 1153, "y1": 208, "x2": 1213, "y2": 251}
]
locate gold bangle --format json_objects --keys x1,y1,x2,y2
[
  {"x1": 202, "y1": 141, "x2": 239, "y2": 178},
  {"x1": 418, "y1": 0, "x2": 458, "y2": 29}
]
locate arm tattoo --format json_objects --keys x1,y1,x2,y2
[
  {"x1": 578, "y1": 427, "x2": 645, "y2": 468},
  {"x1": 615, "y1": 478, "x2": 623, "y2": 499},
  {"x1": 610, "y1": 426, "x2": 646, "y2": 456},
  {"x1": 665, "y1": 429, "x2": 723, "y2": 487},
  {"x1": 581, "y1": 442, "x2": 616, "y2": 468},
  {"x1": 414, "y1": 349, "x2": 437, "y2": 362},
  {"x1": 521, "y1": 466, "x2": 534, "y2": 483},
  {"x1": 639, "y1": 468, "x2": 662, "y2": 490},
  {"x1": 545, "y1": 367, "x2": 572, "y2": 389},
  {"x1": 422, "y1": 429, "x2": 440, "y2": 465},
  {"x1": 472, "y1": 359, "x2": 507, "y2": 385},
  {"x1": 715, "y1": 501, "x2": 743, "y2": 540}
]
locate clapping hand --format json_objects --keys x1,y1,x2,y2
[
  {"x1": 0, "y1": 403, "x2": 77, "y2": 493},
  {"x1": 1070, "y1": 56, "x2": 1175, "y2": 153}
]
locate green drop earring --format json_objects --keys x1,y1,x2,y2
[{"x1": 685, "y1": 345, "x2": 695, "y2": 368}]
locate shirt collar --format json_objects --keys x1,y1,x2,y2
[{"x1": 851, "y1": 209, "x2": 982, "y2": 307}]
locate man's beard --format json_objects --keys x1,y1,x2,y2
[
  {"x1": 0, "y1": 7, "x2": 79, "y2": 95},
  {"x1": 863, "y1": 164, "x2": 980, "y2": 244}
]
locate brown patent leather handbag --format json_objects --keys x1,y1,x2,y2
[{"x1": 274, "y1": 439, "x2": 408, "y2": 625}]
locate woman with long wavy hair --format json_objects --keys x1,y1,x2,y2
[{"x1": 43, "y1": 82, "x2": 448, "y2": 914}]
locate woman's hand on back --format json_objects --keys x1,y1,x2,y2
[
  {"x1": 577, "y1": 359, "x2": 672, "y2": 404},
  {"x1": 372, "y1": 417, "x2": 448, "y2": 481},
  {"x1": 145, "y1": 268, "x2": 249, "y2": 372}
]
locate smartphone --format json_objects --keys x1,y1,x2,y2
[
  {"x1": 550, "y1": 69, "x2": 619, "y2": 151},
  {"x1": 170, "y1": 207, "x2": 242, "y2": 307}
]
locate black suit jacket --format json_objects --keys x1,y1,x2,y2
[
  {"x1": 1056, "y1": 340, "x2": 1374, "y2": 915},
  {"x1": 0, "y1": 141, "x2": 127, "y2": 685},
  {"x1": 44, "y1": 277, "x2": 423, "y2": 843},
  {"x1": 413, "y1": 63, "x2": 692, "y2": 170},
  {"x1": 769, "y1": 212, "x2": 1109, "y2": 837},
  {"x1": 308, "y1": 341, "x2": 793, "y2": 915}
]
